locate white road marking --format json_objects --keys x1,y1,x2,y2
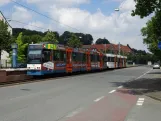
[
  {"x1": 136, "y1": 98, "x2": 145, "y2": 106},
  {"x1": 138, "y1": 98, "x2": 145, "y2": 101},
  {"x1": 135, "y1": 69, "x2": 152, "y2": 80},
  {"x1": 94, "y1": 96, "x2": 105, "y2": 102},
  {"x1": 137, "y1": 100, "x2": 144, "y2": 103},
  {"x1": 136, "y1": 102, "x2": 143, "y2": 106},
  {"x1": 118, "y1": 86, "x2": 123, "y2": 88},
  {"x1": 66, "y1": 108, "x2": 83, "y2": 118},
  {"x1": 109, "y1": 90, "x2": 116, "y2": 93}
]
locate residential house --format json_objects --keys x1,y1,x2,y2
[{"x1": 82, "y1": 44, "x2": 133, "y2": 55}]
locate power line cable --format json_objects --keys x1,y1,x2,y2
[
  {"x1": 9, "y1": 0, "x2": 119, "y2": 43},
  {"x1": 10, "y1": 0, "x2": 80, "y2": 32},
  {"x1": 7, "y1": 19, "x2": 49, "y2": 31}
]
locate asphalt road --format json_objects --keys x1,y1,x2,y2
[{"x1": 0, "y1": 66, "x2": 159, "y2": 121}]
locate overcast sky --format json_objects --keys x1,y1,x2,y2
[{"x1": 0, "y1": 0, "x2": 152, "y2": 50}]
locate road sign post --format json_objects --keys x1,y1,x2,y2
[{"x1": 11, "y1": 43, "x2": 18, "y2": 68}]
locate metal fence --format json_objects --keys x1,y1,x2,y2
[{"x1": 0, "y1": 59, "x2": 12, "y2": 68}]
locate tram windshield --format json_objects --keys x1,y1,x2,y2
[{"x1": 28, "y1": 50, "x2": 42, "y2": 64}]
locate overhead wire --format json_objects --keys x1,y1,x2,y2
[
  {"x1": 10, "y1": 0, "x2": 80, "y2": 32},
  {"x1": 7, "y1": 19, "x2": 49, "y2": 31},
  {"x1": 9, "y1": 0, "x2": 118, "y2": 41}
]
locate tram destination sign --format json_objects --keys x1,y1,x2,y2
[{"x1": 29, "y1": 44, "x2": 43, "y2": 49}]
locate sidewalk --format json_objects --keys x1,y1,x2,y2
[
  {"x1": 119, "y1": 68, "x2": 161, "y2": 102},
  {"x1": 146, "y1": 91, "x2": 161, "y2": 102},
  {"x1": 125, "y1": 96, "x2": 161, "y2": 121}
]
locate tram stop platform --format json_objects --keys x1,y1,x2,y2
[{"x1": 0, "y1": 68, "x2": 32, "y2": 83}]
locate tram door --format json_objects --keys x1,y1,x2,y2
[
  {"x1": 100, "y1": 54, "x2": 103, "y2": 69},
  {"x1": 66, "y1": 49, "x2": 72, "y2": 73},
  {"x1": 86, "y1": 52, "x2": 91, "y2": 71}
]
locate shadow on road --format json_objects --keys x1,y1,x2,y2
[
  {"x1": 111, "y1": 71, "x2": 161, "y2": 95},
  {"x1": 148, "y1": 72, "x2": 161, "y2": 75}
]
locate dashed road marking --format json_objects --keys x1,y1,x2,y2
[
  {"x1": 136, "y1": 102, "x2": 143, "y2": 106},
  {"x1": 118, "y1": 86, "x2": 123, "y2": 88},
  {"x1": 136, "y1": 98, "x2": 145, "y2": 106},
  {"x1": 66, "y1": 108, "x2": 83, "y2": 118},
  {"x1": 138, "y1": 98, "x2": 144, "y2": 101},
  {"x1": 135, "y1": 69, "x2": 152, "y2": 80},
  {"x1": 109, "y1": 90, "x2": 116, "y2": 93},
  {"x1": 94, "y1": 96, "x2": 104, "y2": 102}
]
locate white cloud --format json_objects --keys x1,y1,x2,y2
[
  {"x1": 26, "y1": 0, "x2": 90, "y2": 8},
  {"x1": 24, "y1": 21, "x2": 46, "y2": 32},
  {"x1": 11, "y1": 6, "x2": 32, "y2": 22},
  {"x1": 119, "y1": 0, "x2": 135, "y2": 11},
  {"x1": 47, "y1": 0, "x2": 151, "y2": 50},
  {"x1": 2, "y1": 0, "x2": 151, "y2": 50},
  {"x1": 0, "y1": 0, "x2": 11, "y2": 6}
]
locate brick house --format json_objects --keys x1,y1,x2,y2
[{"x1": 82, "y1": 44, "x2": 132, "y2": 55}]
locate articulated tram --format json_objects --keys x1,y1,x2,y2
[
  {"x1": 27, "y1": 43, "x2": 127, "y2": 76},
  {"x1": 105, "y1": 54, "x2": 127, "y2": 69}
]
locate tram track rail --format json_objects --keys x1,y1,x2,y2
[
  {"x1": 0, "y1": 69, "x2": 114, "y2": 88},
  {"x1": 0, "y1": 65, "x2": 141, "y2": 88}
]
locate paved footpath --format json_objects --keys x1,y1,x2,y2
[{"x1": 0, "y1": 66, "x2": 161, "y2": 121}]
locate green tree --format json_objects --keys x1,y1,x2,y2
[
  {"x1": 140, "y1": 13, "x2": 161, "y2": 59},
  {"x1": 59, "y1": 31, "x2": 71, "y2": 45},
  {"x1": 13, "y1": 28, "x2": 45, "y2": 37},
  {"x1": 42, "y1": 31, "x2": 58, "y2": 43},
  {"x1": 14, "y1": 32, "x2": 28, "y2": 63},
  {"x1": 131, "y1": 0, "x2": 160, "y2": 18},
  {"x1": 30, "y1": 35, "x2": 43, "y2": 43},
  {"x1": 95, "y1": 38, "x2": 110, "y2": 44},
  {"x1": 0, "y1": 20, "x2": 12, "y2": 67},
  {"x1": 59, "y1": 31, "x2": 93, "y2": 45},
  {"x1": 132, "y1": 0, "x2": 161, "y2": 60},
  {"x1": 67, "y1": 34, "x2": 82, "y2": 48}
]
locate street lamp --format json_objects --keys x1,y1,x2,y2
[{"x1": 115, "y1": 8, "x2": 119, "y2": 11}]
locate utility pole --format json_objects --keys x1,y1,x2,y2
[
  {"x1": 110, "y1": 43, "x2": 112, "y2": 54},
  {"x1": 105, "y1": 44, "x2": 106, "y2": 54},
  {"x1": 118, "y1": 42, "x2": 120, "y2": 55}
]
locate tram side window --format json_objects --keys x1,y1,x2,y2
[
  {"x1": 103, "y1": 56, "x2": 107, "y2": 62},
  {"x1": 72, "y1": 52, "x2": 77, "y2": 62},
  {"x1": 97, "y1": 55, "x2": 100, "y2": 62},
  {"x1": 42, "y1": 50, "x2": 51, "y2": 62},
  {"x1": 90, "y1": 54, "x2": 93, "y2": 62},
  {"x1": 108, "y1": 57, "x2": 111, "y2": 62},
  {"x1": 83, "y1": 53, "x2": 86, "y2": 62},
  {"x1": 76, "y1": 53, "x2": 81, "y2": 62},
  {"x1": 59, "y1": 50, "x2": 66, "y2": 62},
  {"x1": 53, "y1": 50, "x2": 60, "y2": 61},
  {"x1": 111, "y1": 57, "x2": 114, "y2": 62},
  {"x1": 91, "y1": 54, "x2": 96, "y2": 62},
  {"x1": 95, "y1": 55, "x2": 97, "y2": 62},
  {"x1": 79, "y1": 53, "x2": 82, "y2": 62}
]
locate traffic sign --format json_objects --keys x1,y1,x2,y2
[{"x1": 158, "y1": 42, "x2": 161, "y2": 49}]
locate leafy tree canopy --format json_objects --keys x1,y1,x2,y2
[
  {"x1": 0, "y1": 20, "x2": 12, "y2": 63},
  {"x1": 95, "y1": 38, "x2": 110, "y2": 44},
  {"x1": 140, "y1": 12, "x2": 161, "y2": 59},
  {"x1": 131, "y1": 0, "x2": 160, "y2": 18},
  {"x1": 42, "y1": 31, "x2": 58, "y2": 43},
  {"x1": 13, "y1": 32, "x2": 28, "y2": 63},
  {"x1": 67, "y1": 34, "x2": 82, "y2": 48},
  {"x1": 59, "y1": 31, "x2": 93, "y2": 45}
]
